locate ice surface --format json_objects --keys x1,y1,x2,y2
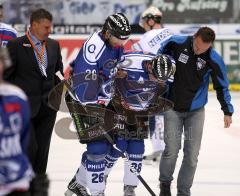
[{"x1": 48, "y1": 92, "x2": 240, "y2": 196}]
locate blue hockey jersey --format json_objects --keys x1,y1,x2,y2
[
  {"x1": 72, "y1": 31, "x2": 124, "y2": 106},
  {"x1": 0, "y1": 23, "x2": 17, "y2": 47},
  {"x1": 0, "y1": 83, "x2": 33, "y2": 195},
  {"x1": 117, "y1": 51, "x2": 166, "y2": 111}
]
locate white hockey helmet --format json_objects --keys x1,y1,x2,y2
[{"x1": 139, "y1": 6, "x2": 162, "y2": 27}]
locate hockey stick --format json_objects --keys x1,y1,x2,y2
[{"x1": 55, "y1": 71, "x2": 157, "y2": 196}]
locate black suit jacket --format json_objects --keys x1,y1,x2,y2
[{"x1": 4, "y1": 35, "x2": 63, "y2": 117}]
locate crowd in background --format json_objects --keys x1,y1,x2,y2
[{"x1": 2, "y1": 0, "x2": 240, "y2": 26}]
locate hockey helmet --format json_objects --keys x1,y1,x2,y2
[
  {"x1": 103, "y1": 13, "x2": 131, "y2": 40},
  {"x1": 139, "y1": 6, "x2": 162, "y2": 27},
  {"x1": 150, "y1": 54, "x2": 176, "y2": 81}
]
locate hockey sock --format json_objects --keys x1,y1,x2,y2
[
  {"x1": 86, "y1": 156, "x2": 106, "y2": 195},
  {"x1": 123, "y1": 153, "x2": 143, "y2": 186},
  {"x1": 104, "y1": 137, "x2": 127, "y2": 177},
  {"x1": 104, "y1": 154, "x2": 118, "y2": 177}
]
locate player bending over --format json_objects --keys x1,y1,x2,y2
[
  {"x1": 103, "y1": 51, "x2": 176, "y2": 196},
  {"x1": 64, "y1": 13, "x2": 131, "y2": 196}
]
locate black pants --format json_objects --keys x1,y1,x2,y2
[
  {"x1": 28, "y1": 103, "x2": 57, "y2": 174},
  {"x1": 7, "y1": 191, "x2": 30, "y2": 196}
]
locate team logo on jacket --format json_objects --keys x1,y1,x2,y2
[
  {"x1": 178, "y1": 53, "x2": 189, "y2": 64},
  {"x1": 196, "y1": 58, "x2": 206, "y2": 70}
]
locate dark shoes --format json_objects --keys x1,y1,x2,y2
[
  {"x1": 159, "y1": 182, "x2": 171, "y2": 196},
  {"x1": 30, "y1": 174, "x2": 49, "y2": 196}
]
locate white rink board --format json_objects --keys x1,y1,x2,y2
[{"x1": 47, "y1": 92, "x2": 240, "y2": 196}]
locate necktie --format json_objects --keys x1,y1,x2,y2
[{"x1": 35, "y1": 41, "x2": 47, "y2": 77}]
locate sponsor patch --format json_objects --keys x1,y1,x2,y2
[
  {"x1": 178, "y1": 53, "x2": 189, "y2": 64},
  {"x1": 196, "y1": 57, "x2": 206, "y2": 70},
  {"x1": 88, "y1": 44, "x2": 96, "y2": 53}
]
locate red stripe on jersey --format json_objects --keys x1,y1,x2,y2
[
  {"x1": 0, "y1": 34, "x2": 15, "y2": 40},
  {"x1": 4, "y1": 103, "x2": 21, "y2": 113}
]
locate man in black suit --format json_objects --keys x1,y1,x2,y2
[{"x1": 4, "y1": 8, "x2": 63, "y2": 196}]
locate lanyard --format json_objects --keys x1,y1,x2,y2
[{"x1": 26, "y1": 31, "x2": 46, "y2": 63}]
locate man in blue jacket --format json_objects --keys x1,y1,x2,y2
[{"x1": 158, "y1": 27, "x2": 233, "y2": 196}]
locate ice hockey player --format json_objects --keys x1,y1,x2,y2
[
  {"x1": 132, "y1": 6, "x2": 173, "y2": 163},
  {"x1": 0, "y1": 48, "x2": 33, "y2": 195},
  {"x1": 64, "y1": 13, "x2": 131, "y2": 196},
  {"x1": 103, "y1": 51, "x2": 176, "y2": 196},
  {"x1": 0, "y1": 4, "x2": 17, "y2": 47}
]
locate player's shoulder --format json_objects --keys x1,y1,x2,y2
[
  {"x1": 0, "y1": 23, "x2": 17, "y2": 35},
  {"x1": 83, "y1": 31, "x2": 106, "y2": 64},
  {"x1": 0, "y1": 83, "x2": 28, "y2": 101},
  {"x1": 168, "y1": 34, "x2": 188, "y2": 44},
  {"x1": 8, "y1": 35, "x2": 26, "y2": 45},
  {"x1": 123, "y1": 51, "x2": 155, "y2": 59},
  {"x1": 120, "y1": 51, "x2": 154, "y2": 70},
  {"x1": 143, "y1": 27, "x2": 172, "y2": 38}
]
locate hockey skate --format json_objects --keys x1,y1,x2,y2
[
  {"x1": 143, "y1": 151, "x2": 162, "y2": 164},
  {"x1": 65, "y1": 176, "x2": 90, "y2": 196},
  {"x1": 123, "y1": 185, "x2": 136, "y2": 196}
]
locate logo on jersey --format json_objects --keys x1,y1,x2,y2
[
  {"x1": 137, "y1": 76, "x2": 144, "y2": 84},
  {"x1": 178, "y1": 53, "x2": 189, "y2": 64},
  {"x1": 88, "y1": 44, "x2": 96, "y2": 53},
  {"x1": 196, "y1": 58, "x2": 206, "y2": 70},
  {"x1": 148, "y1": 29, "x2": 172, "y2": 48}
]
